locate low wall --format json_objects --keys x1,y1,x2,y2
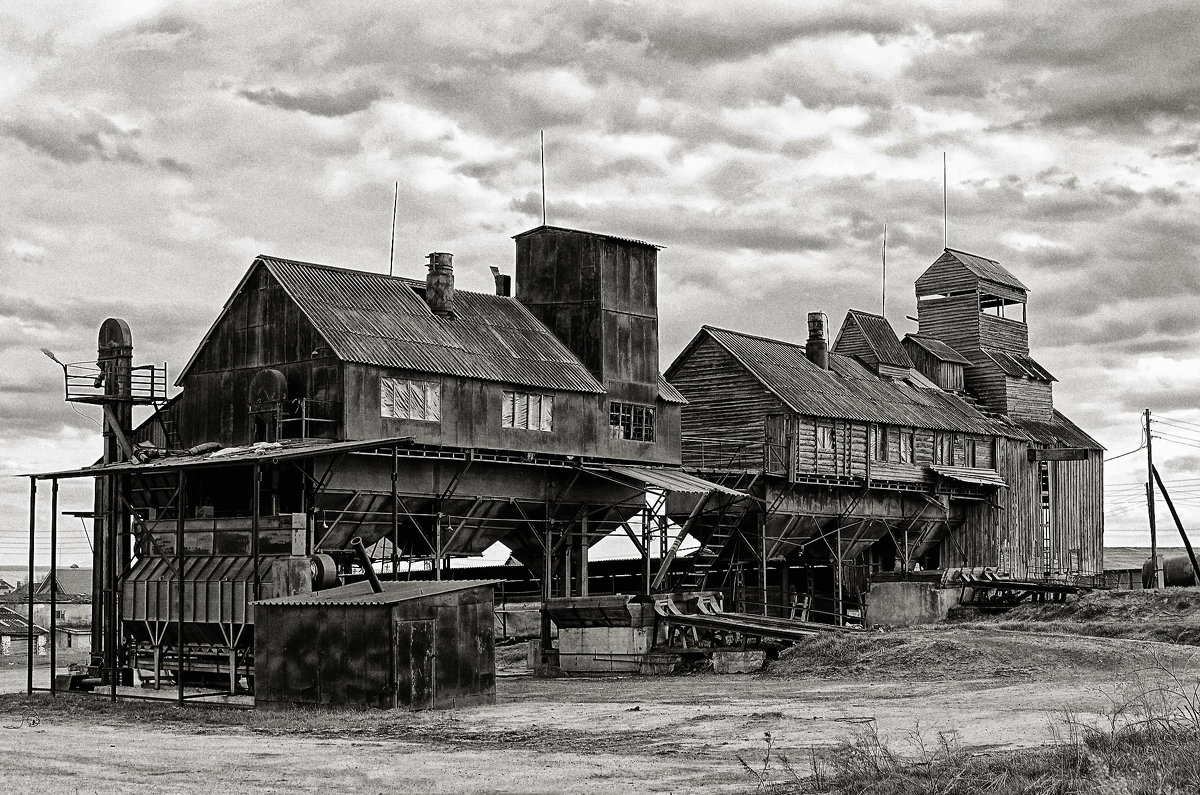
[{"x1": 867, "y1": 581, "x2": 959, "y2": 627}]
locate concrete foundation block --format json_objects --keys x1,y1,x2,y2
[{"x1": 867, "y1": 581, "x2": 960, "y2": 627}]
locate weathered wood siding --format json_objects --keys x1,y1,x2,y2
[
  {"x1": 176, "y1": 264, "x2": 341, "y2": 447},
  {"x1": 904, "y1": 344, "x2": 964, "y2": 391},
  {"x1": 670, "y1": 336, "x2": 788, "y2": 465},
  {"x1": 1050, "y1": 451, "x2": 1104, "y2": 576},
  {"x1": 832, "y1": 320, "x2": 875, "y2": 367},
  {"x1": 979, "y1": 314, "x2": 1029, "y2": 353},
  {"x1": 917, "y1": 294, "x2": 980, "y2": 352},
  {"x1": 1004, "y1": 377, "x2": 1054, "y2": 420}
]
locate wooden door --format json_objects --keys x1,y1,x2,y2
[{"x1": 394, "y1": 619, "x2": 435, "y2": 709}]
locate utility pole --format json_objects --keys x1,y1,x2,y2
[{"x1": 1145, "y1": 408, "x2": 1163, "y2": 588}]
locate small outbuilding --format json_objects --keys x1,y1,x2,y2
[{"x1": 253, "y1": 579, "x2": 499, "y2": 710}]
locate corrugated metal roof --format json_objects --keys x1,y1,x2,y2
[
  {"x1": 842, "y1": 311, "x2": 913, "y2": 368},
  {"x1": 944, "y1": 248, "x2": 1029, "y2": 292},
  {"x1": 1011, "y1": 411, "x2": 1104, "y2": 450},
  {"x1": 512, "y1": 224, "x2": 661, "y2": 250},
  {"x1": 656, "y1": 374, "x2": 688, "y2": 404},
  {"x1": 255, "y1": 579, "x2": 501, "y2": 606},
  {"x1": 904, "y1": 334, "x2": 972, "y2": 365},
  {"x1": 31, "y1": 437, "x2": 417, "y2": 480},
  {"x1": 261, "y1": 257, "x2": 606, "y2": 394},
  {"x1": 981, "y1": 347, "x2": 1056, "y2": 382},
  {"x1": 0, "y1": 606, "x2": 46, "y2": 636},
  {"x1": 701, "y1": 327, "x2": 1006, "y2": 435},
  {"x1": 931, "y1": 465, "x2": 1007, "y2": 487},
  {"x1": 600, "y1": 464, "x2": 748, "y2": 496}
]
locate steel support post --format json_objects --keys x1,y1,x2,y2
[
  {"x1": 540, "y1": 526, "x2": 552, "y2": 665},
  {"x1": 50, "y1": 479, "x2": 58, "y2": 695},
  {"x1": 176, "y1": 469, "x2": 187, "y2": 707},
  {"x1": 26, "y1": 478, "x2": 36, "y2": 696},
  {"x1": 391, "y1": 446, "x2": 399, "y2": 580}
]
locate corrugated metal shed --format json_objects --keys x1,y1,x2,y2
[
  {"x1": 255, "y1": 579, "x2": 500, "y2": 607},
  {"x1": 599, "y1": 464, "x2": 748, "y2": 496},
  {"x1": 904, "y1": 334, "x2": 972, "y2": 365},
  {"x1": 943, "y1": 248, "x2": 1028, "y2": 292},
  {"x1": 698, "y1": 326, "x2": 1007, "y2": 435},
  {"x1": 839, "y1": 311, "x2": 913, "y2": 368},
  {"x1": 981, "y1": 347, "x2": 1056, "y2": 382}
]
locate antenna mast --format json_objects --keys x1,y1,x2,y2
[
  {"x1": 882, "y1": 223, "x2": 887, "y2": 318},
  {"x1": 388, "y1": 181, "x2": 398, "y2": 276},
  {"x1": 943, "y1": 152, "x2": 948, "y2": 249},
  {"x1": 540, "y1": 130, "x2": 547, "y2": 225}
]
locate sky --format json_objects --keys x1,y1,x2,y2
[{"x1": 3, "y1": 0, "x2": 1200, "y2": 567}]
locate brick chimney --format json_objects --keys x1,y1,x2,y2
[
  {"x1": 806, "y1": 312, "x2": 829, "y2": 369},
  {"x1": 425, "y1": 252, "x2": 455, "y2": 317}
]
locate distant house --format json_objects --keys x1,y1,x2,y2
[
  {"x1": 0, "y1": 606, "x2": 48, "y2": 657},
  {"x1": 0, "y1": 578, "x2": 14, "y2": 596},
  {"x1": 0, "y1": 568, "x2": 92, "y2": 629}
]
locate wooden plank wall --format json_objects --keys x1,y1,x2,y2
[
  {"x1": 1005, "y1": 377, "x2": 1054, "y2": 419},
  {"x1": 917, "y1": 294, "x2": 980, "y2": 352},
  {"x1": 1050, "y1": 451, "x2": 1104, "y2": 576},
  {"x1": 671, "y1": 336, "x2": 789, "y2": 465},
  {"x1": 905, "y1": 345, "x2": 964, "y2": 391},
  {"x1": 979, "y1": 314, "x2": 1030, "y2": 353}
]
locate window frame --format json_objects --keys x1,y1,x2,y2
[
  {"x1": 609, "y1": 401, "x2": 656, "y2": 442},
  {"x1": 898, "y1": 428, "x2": 915, "y2": 464},
  {"x1": 502, "y1": 390, "x2": 555, "y2": 432},
  {"x1": 870, "y1": 424, "x2": 888, "y2": 462},
  {"x1": 380, "y1": 377, "x2": 441, "y2": 422}
]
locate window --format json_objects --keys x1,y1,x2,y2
[
  {"x1": 610, "y1": 402, "x2": 655, "y2": 442},
  {"x1": 899, "y1": 429, "x2": 914, "y2": 463},
  {"x1": 1040, "y1": 461, "x2": 1052, "y2": 573},
  {"x1": 934, "y1": 433, "x2": 954, "y2": 465},
  {"x1": 381, "y1": 378, "x2": 441, "y2": 421},
  {"x1": 964, "y1": 438, "x2": 978, "y2": 468},
  {"x1": 817, "y1": 423, "x2": 835, "y2": 451},
  {"x1": 870, "y1": 424, "x2": 888, "y2": 461},
  {"x1": 502, "y1": 391, "x2": 554, "y2": 431}
]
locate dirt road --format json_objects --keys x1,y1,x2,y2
[{"x1": 0, "y1": 668, "x2": 1133, "y2": 794}]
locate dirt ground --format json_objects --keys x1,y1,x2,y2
[
  {"x1": 2, "y1": 623, "x2": 1197, "y2": 794},
  {"x1": 5, "y1": 589, "x2": 1200, "y2": 793}
]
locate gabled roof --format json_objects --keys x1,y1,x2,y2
[
  {"x1": 903, "y1": 334, "x2": 972, "y2": 365},
  {"x1": 1010, "y1": 410, "x2": 1103, "y2": 450},
  {"x1": 674, "y1": 326, "x2": 1006, "y2": 435},
  {"x1": 0, "y1": 606, "x2": 47, "y2": 636},
  {"x1": 942, "y1": 248, "x2": 1028, "y2": 291},
  {"x1": 834, "y1": 310, "x2": 913, "y2": 369},
  {"x1": 177, "y1": 256, "x2": 606, "y2": 395}
]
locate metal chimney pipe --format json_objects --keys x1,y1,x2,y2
[
  {"x1": 425, "y1": 252, "x2": 456, "y2": 317},
  {"x1": 350, "y1": 536, "x2": 384, "y2": 594},
  {"x1": 489, "y1": 265, "x2": 512, "y2": 297},
  {"x1": 806, "y1": 312, "x2": 829, "y2": 369}
]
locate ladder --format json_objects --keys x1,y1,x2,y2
[{"x1": 153, "y1": 398, "x2": 182, "y2": 450}]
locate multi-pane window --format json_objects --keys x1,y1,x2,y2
[
  {"x1": 934, "y1": 433, "x2": 954, "y2": 465},
  {"x1": 870, "y1": 424, "x2": 888, "y2": 461},
  {"x1": 817, "y1": 423, "x2": 835, "y2": 451},
  {"x1": 381, "y1": 378, "x2": 441, "y2": 421},
  {"x1": 610, "y1": 402, "x2": 655, "y2": 442},
  {"x1": 503, "y1": 391, "x2": 554, "y2": 431},
  {"x1": 899, "y1": 429, "x2": 915, "y2": 463}
]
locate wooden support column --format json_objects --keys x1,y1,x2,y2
[
  {"x1": 835, "y1": 519, "x2": 844, "y2": 627},
  {"x1": 391, "y1": 446, "x2": 399, "y2": 580},
  {"x1": 642, "y1": 502, "x2": 652, "y2": 595},
  {"x1": 540, "y1": 525, "x2": 552, "y2": 666},
  {"x1": 760, "y1": 511, "x2": 768, "y2": 616},
  {"x1": 252, "y1": 462, "x2": 261, "y2": 600},
  {"x1": 578, "y1": 509, "x2": 589, "y2": 598}
]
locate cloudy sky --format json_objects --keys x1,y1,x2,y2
[{"x1": 3, "y1": 0, "x2": 1199, "y2": 566}]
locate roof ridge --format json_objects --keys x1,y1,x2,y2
[{"x1": 703, "y1": 324, "x2": 804, "y2": 349}]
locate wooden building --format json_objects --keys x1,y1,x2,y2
[
  {"x1": 254, "y1": 580, "x2": 498, "y2": 710},
  {"x1": 665, "y1": 248, "x2": 1103, "y2": 621},
  {"x1": 33, "y1": 225, "x2": 747, "y2": 697}
]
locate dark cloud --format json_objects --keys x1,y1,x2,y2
[
  {"x1": 156, "y1": 156, "x2": 193, "y2": 176},
  {"x1": 237, "y1": 84, "x2": 388, "y2": 117},
  {"x1": 2, "y1": 109, "x2": 142, "y2": 165}
]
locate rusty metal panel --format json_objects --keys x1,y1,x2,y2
[{"x1": 395, "y1": 619, "x2": 434, "y2": 709}]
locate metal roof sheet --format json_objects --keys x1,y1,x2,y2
[
  {"x1": 255, "y1": 579, "x2": 501, "y2": 606},
  {"x1": 511, "y1": 224, "x2": 661, "y2": 250},
  {"x1": 1010, "y1": 411, "x2": 1104, "y2": 450},
  {"x1": 931, "y1": 465, "x2": 1007, "y2": 487},
  {"x1": 904, "y1": 334, "x2": 972, "y2": 365},
  {"x1": 600, "y1": 464, "x2": 749, "y2": 496},
  {"x1": 700, "y1": 327, "x2": 1007, "y2": 435},
  {"x1": 260, "y1": 257, "x2": 606, "y2": 394},
  {"x1": 0, "y1": 607, "x2": 46, "y2": 636},
  {"x1": 943, "y1": 248, "x2": 1029, "y2": 292},
  {"x1": 656, "y1": 374, "x2": 688, "y2": 404},
  {"x1": 980, "y1": 347, "x2": 1056, "y2": 382},
  {"x1": 841, "y1": 311, "x2": 913, "y2": 368}
]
